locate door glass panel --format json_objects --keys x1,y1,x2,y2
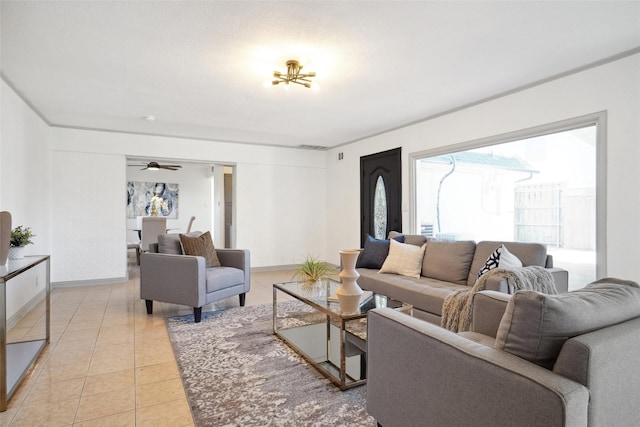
[{"x1": 374, "y1": 175, "x2": 387, "y2": 239}]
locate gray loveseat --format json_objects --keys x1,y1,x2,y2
[
  {"x1": 366, "y1": 278, "x2": 640, "y2": 426},
  {"x1": 357, "y1": 233, "x2": 568, "y2": 324},
  {"x1": 140, "y1": 233, "x2": 250, "y2": 322}
]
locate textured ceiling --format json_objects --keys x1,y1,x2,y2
[{"x1": 1, "y1": 1, "x2": 639, "y2": 149}]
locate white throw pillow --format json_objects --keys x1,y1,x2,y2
[
  {"x1": 378, "y1": 239, "x2": 426, "y2": 279},
  {"x1": 498, "y1": 245, "x2": 523, "y2": 269},
  {"x1": 477, "y1": 244, "x2": 523, "y2": 279}
]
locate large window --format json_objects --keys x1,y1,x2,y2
[{"x1": 411, "y1": 116, "x2": 603, "y2": 291}]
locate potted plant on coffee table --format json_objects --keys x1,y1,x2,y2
[
  {"x1": 9, "y1": 225, "x2": 35, "y2": 260},
  {"x1": 293, "y1": 255, "x2": 334, "y2": 296}
]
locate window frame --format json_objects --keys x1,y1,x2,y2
[{"x1": 408, "y1": 111, "x2": 607, "y2": 278}]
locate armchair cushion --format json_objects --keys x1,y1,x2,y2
[
  {"x1": 205, "y1": 267, "x2": 245, "y2": 293},
  {"x1": 495, "y1": 278, "x2": 640, "y2": 369},
  {"x1": 158, "y1": 233, "x2": 182, "y2": 254},
  {"x1": 179, "y1": 231, "x2": 221, "y2": 267}
]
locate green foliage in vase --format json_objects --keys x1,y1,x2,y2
[
  {"x1": 293, "y1": 255, "x2": 334, "y2": 285},
  {"x1": 10, "y1": 225, "x2": 35, "y2": 247}
]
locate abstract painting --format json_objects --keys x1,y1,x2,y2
[{"x1": 127, "y1": 181, "x2": 179, "y2": 219}]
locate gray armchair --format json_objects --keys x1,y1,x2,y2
[
  {"x1": 140, "y1": 233, "x2": 250, "y2": 322},
  {"x1": 366, "y1": 278, "x2": 640, "y2": 427}
]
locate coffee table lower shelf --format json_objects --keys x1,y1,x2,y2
[{"x1": 274, "y1": 321, "x2": 366, "y2": 391}]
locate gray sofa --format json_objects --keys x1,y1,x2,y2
[
  {"x1": 140, "y1": 233, "x2": 250, "y2": 322},
  {"x1": 366, "y1": 278, "x2": 640, "y2": 426},
  {"x1": 357, "y1": 233, "x2": 568, "y2": 324}
]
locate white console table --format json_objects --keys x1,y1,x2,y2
[{"x1": 0, "y1": 255, "x2": 50, "y2": 411}]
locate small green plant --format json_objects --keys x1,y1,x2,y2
[
  {"x1": 293, "y1": 255, "x2": 334, "y2": 286},
  {"x1": 10, "y1": 225, "x2": 35, "y2": 247}
]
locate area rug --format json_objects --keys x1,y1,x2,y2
[{"x1": 166, "y1": 302, "x2": 376, "y2": 427}]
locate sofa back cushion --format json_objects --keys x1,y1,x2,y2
[
  {"x1": 421, "y1": 240, "x2": 476, "y2": 286},
  {"x1": 467, "y1": 241, "x2": 547, "y2": 286},
  {"x1": 388, "y1": 231, "x2": 427, "y2": 247},
  {"x1": 495, "y1": 278, "x2": 640, "y2": 370}
]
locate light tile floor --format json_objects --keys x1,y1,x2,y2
[{"x1": 1, "y1": 256, "x2": 296, "y2": 426}]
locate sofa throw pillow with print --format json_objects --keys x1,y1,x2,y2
[
  {"x1": 476, "y1": 244, "x2": 522, "y2": 280},
  {"x1": 179, "y1": 231, "x2": 221, "y2": 268},
  {"x1": 356, "y1": 234, "x2": 405, "y2": 269},
  {"x1": 378, "y1": 238, "x2": 426, "y2": 279}
]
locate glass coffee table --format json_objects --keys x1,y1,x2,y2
[{"x1": 273, "y1": 278, "x2": 412, "y2": 390}]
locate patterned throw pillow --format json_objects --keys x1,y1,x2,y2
[
  {"x1": 179, "y1": 231, "x2": 221, "y2": 267},
  {"x1": 476, "y1": 244, "x2": 522, "y2": 279},
  {"x1": 356, "y1": 234, "x2": 405, "y2": 269},
  {"x1": 378, "y1": 239, "x2": 426, "y2": 279}
]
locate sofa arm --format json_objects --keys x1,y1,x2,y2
[
  {"x1": 216, "y1": 249, "x2": 251, "y2": 291},
  {"x1": 367, "y1": 308, "x2": 589, "y2": 427},
  {"x1": 471, "y1": 290, "x2": 510, "y2": 337},
  {"x1": 482, "y1": 267, "x2": 569, "y2": 294},
  {"x1": 140, "y1": 252, "x2": 207, "y2": 308},
  {"x1": 548, "y1": 268, "x2": 569, "y2": 293}
]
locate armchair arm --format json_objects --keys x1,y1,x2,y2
[
  {"x1": 216, "y1": 249, "x2": 251, "y2": 292},
  {"x1": 367, "y1": 308, "x2": 589, "y2": 427},
  {"x1": 140, "y1": 252, "x2": 207, "y2": 308}
]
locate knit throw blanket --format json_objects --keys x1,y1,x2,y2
[{"x1": 441, "y1": 266, "x2": 558, "y2": 332}]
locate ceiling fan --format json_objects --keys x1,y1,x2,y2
[{"x1": 128, "y1": 161, "x2": 182, "y2": 171}]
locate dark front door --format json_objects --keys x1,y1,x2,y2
[{"x1": 360, "y1": 147, "x2": 402, "y2": 247}]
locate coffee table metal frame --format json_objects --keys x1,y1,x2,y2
[{"x1": 272, "y1": 279, "x2": 412, "y2": 390}]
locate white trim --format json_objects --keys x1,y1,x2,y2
[
  {"x1": 409, "y1": 111, "x2": 607, "y2": 277},
  {"x1": 52, "y1": 277, "x2": 128, "y2": 288}
]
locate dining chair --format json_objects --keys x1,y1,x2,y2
[
  {"x1": 139, "y1": 217, "x2": 167, "y2": 263},
  {"x1": 186, "y1": 216, "x2": 196, "y2": 233}
]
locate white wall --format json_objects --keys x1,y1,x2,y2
[
  {"x1": 326, "y1": 53, "x2": 640, "y2": 283},
  {"x1": 51, "y1": 150, "x2": 125, "y2": 283},
  {"x1": 0, "y1": 79, "x2": 50, "y2": 312},
  {"x1": 49, "y1": 127, "x2": 326, "y2": 278}
]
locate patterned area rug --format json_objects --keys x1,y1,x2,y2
[{"x1": 166, "y1": 302, "x2": 376, "y2": 426}]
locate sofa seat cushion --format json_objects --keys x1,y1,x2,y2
[
  {"x1": 205, "y1": 267, "x2": 245, "y2": 293},
  {"x1": 495, "y1": 278, "x2": 640, "y2": 369},
  {"x1": 357, "y1": 268, "x2": 467, "y2": 316}
]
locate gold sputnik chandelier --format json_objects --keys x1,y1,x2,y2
[{"x1": 272, "y1": 60, "x2": 316, "y2": 88}]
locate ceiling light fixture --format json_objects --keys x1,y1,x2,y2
[{"x1": 272, "y1": 60, "x2": 317, "y2": 89}]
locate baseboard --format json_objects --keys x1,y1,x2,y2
[
  {"x1": 251, "y1": 263, "x2": 340, "y2": 272},
  {"x1": 8, "y1": 289, "x2": 46, "y2": 330},
  {"x1": 52, "y1": 276, "x2": 128, "y2": 288},
  {"x1": 251, "y1": 264, "x2": 299, "y2": 272}
]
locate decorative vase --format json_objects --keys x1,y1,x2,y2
[
  {"x1": 8, "y1": 246, "x2": 25, "y2": 260},
  {"x1": 336, "y1": 250, "x2": 363, "y2": 313},
  {"x1": 0, "y1": 211, "x2": 10, "y2": 265}
]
